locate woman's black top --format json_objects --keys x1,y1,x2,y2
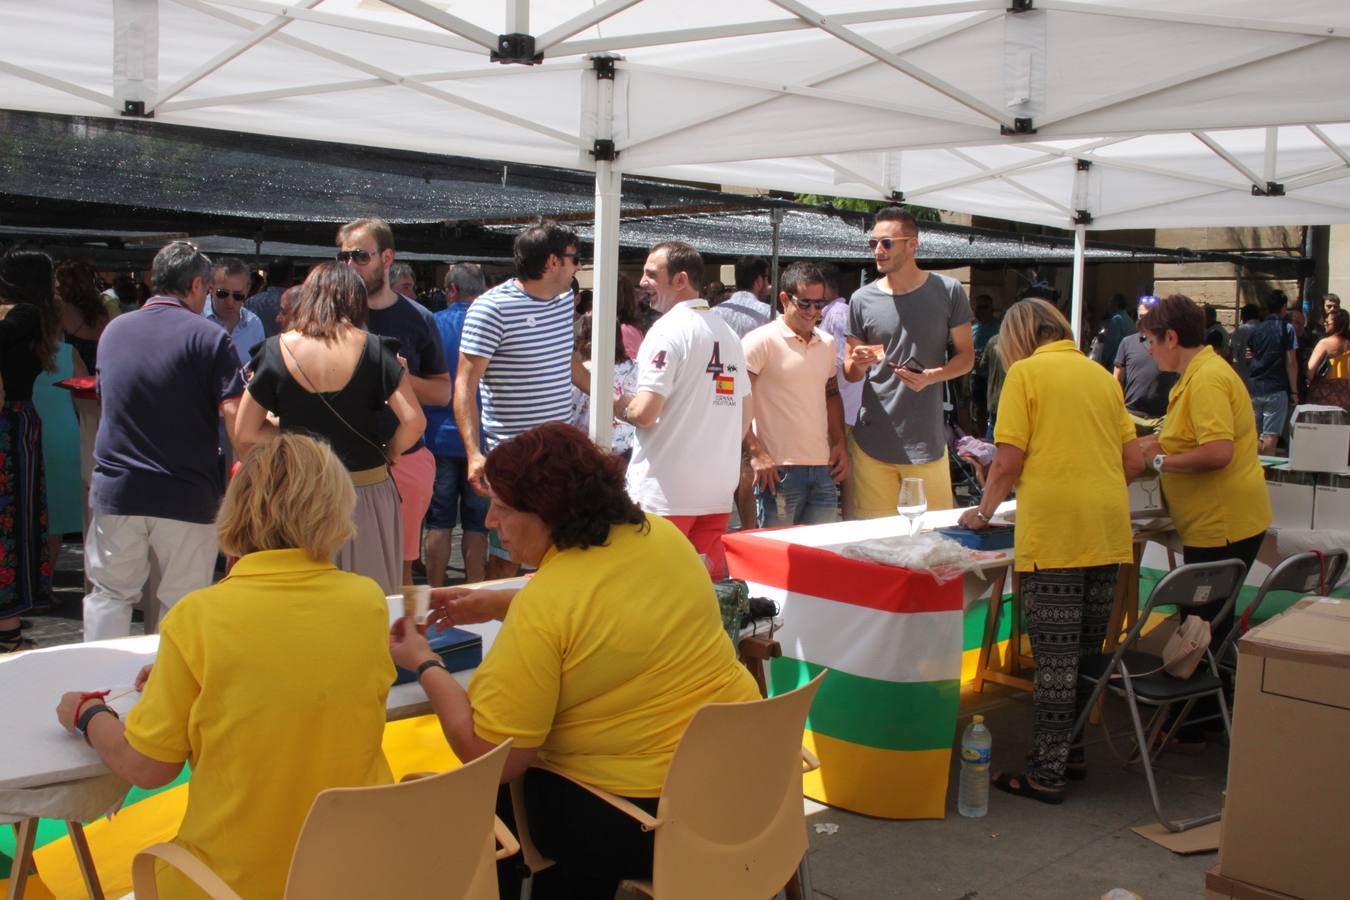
[
  {"x1": 65, "y1": 331, "x2": 99, "y2": 374},
  {"x1": 0, "y1": 303, "x2": 44, "y2": 402},
  {"x1": 246, "y1": 333, "x2": 403, "y2": 472}
]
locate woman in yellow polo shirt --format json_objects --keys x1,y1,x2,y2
[
  {"x1": 57, "y1": 434, "x2": 394, "y2": 898},
  {"x1": 390, "y1": 422, "x2": 759, "y2": 899},
  {"x1": 958, "y1": 298, "x2": 1140, "y2": 804}
]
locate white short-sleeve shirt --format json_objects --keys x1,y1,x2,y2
[{"x1": 626, "y1": 299, "x2": 749, "y2": 516}]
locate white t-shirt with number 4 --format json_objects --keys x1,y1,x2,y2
[{"x1": 626, "y1": 299, "x2": 750, "y2": 516}]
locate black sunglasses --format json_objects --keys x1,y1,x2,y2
[
  {"x1": 789, "y1": 296, "x2": 830, "y2": 311},
  {"x1": 213, "y1": 288, "x2": 247, "y2": 302},
  {"x1": 337, "y1": 249, "x2": 374, "y2": 264},
  {"x1": 866, "y1": 236, "x2": 916, "y2": 251}
]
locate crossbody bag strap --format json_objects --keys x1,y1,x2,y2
[{"x1": 279, "y1": 333, "x2": 390, "y2": 465}]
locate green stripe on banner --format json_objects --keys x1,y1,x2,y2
[
  {"x1": 962, "y1": 592, "x2": 1015, "y2": 653},
  {"x1": 770, "y1": 657, "x2": 960, "y2": 752}
]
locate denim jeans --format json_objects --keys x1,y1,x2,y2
[{"x1": 755, "y1": 464, "x2": 840, "y2": 528}]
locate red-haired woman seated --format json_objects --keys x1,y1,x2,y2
[{"x1": 390, "y1": 422, "x2": 758, "y2": 900}]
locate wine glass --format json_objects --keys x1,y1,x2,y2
[{"x1": 897, "y1": 477, "x2": 927, "y2": 535}]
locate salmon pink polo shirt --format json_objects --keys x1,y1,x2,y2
[{"x1": 742, "y1": 318, "x2": 837, "y2": 466}]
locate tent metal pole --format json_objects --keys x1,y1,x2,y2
[
  {"x1": 769, "y1": 208, "x2": 783, "y2": 320},
  {"x1": 587, "y1": 57, "x2": 621, "y2": 451},
  {"x1": 1071, "y1": 224, "x2": 1086, "y2": 345},
  {"x1": 589, "y1": 159, "x2": 622, "y2": 451}
]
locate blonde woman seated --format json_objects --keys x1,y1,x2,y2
[
  {"x1": 390, "y1": 422, "x2": 759, "y2": 899},
  {"x1": 57, "y1": 434, "x2": 394, "y2": 898}
]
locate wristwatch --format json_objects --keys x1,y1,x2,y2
[
  {"x1": 416, "y1": 658, "x2": 448, "y2": 680},
  {"x1": 1152, "y1": 453, "x2": 1167, "y2": 474},
  {"x1": 974, "y1": 510, "x2": 990, "y2": 524}
]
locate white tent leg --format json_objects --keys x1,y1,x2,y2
[
  {"x1": 589, "y1": 159, "x2": 622, "y2": 451},
  {"x1": 1071, "y1": 224, "x2": 1086, "y2": 346}
]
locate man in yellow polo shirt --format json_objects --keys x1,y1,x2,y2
[{"x1": 742, "y1": 261, "x2": 849, "y2": 527}]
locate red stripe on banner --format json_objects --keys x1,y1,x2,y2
[{"x1": 724, "y1": 530, "x2": 961, "y2": 614}]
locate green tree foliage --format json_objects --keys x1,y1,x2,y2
[{"x1": 795, "y1": 194, "x2": 940, "y2": 221}]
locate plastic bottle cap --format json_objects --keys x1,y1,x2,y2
[{"x1": 972, "y1": 715, "x2": 984, "y2": 724}]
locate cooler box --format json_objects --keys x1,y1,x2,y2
[
  {"x1": 935, "y1": 525, "x2": 1013, "y2": 551},
  {"x1": 393, "y1": 625, "x2": 482, "y2": 685}
]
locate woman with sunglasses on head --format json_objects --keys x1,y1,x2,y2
[
  {"x1": 958, "y1": 298, "x2": 1141, "y2": 803},
  {"x1": 234, "y1": 261, "x2": 424, "y2": 593}
]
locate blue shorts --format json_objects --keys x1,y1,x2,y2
[
  {"x1": 425, "y1": 454, "x2": 488, "y2": 533},
  {"x1": 1251, "y1": 390, "x2": 1290, "y2": 438}
]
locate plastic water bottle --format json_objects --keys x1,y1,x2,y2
[{"x1": 958, "y1": 715, "x2": 992, "y2": 817}]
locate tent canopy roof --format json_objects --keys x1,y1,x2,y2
[{"x1": 5, "y1": 1, "x2": 1350, "y2": 230}]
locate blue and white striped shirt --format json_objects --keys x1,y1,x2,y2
[{"x1": 459, "y1": 279, "x2": 574, "y2": 449}]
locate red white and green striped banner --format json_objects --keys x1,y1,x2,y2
[{"x1": 725, "y1": 528, "x2": 963, "y2": 820}]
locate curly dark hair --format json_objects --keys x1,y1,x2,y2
[
  {"x1": 55, "y1": 259, "x2": 109, "y2": 331},
  {"x1": 484, "y1": 422, "x2": 647, "y2": 550}
]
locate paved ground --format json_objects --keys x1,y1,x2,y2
[
  {"x1": 800, "y1": 682, "x2": 1224, "y2": 900},
  {"x1": 25, "y1": 536, "x2": 1225, "y2": 900}
]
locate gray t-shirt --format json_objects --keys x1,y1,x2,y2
[
  {"x1": 847, "y1": 273, "x2": 972, "y2": 464},
  {"x1": 1113, "y1": 332, "x2": 1177, "y2": 418}
]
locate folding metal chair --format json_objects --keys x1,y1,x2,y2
[
  {"x1": 1215, "y1": 549, "x2": 1349, "y2": 677},
  {"x1": 1070, "y1": 559, "x2": 1247, "y2": 833}
]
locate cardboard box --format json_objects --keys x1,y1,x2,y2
[
  {"x1": 1312, "y1": 473, "x2": 1350, "y2": 532},
  {"x1": 1205, "y1": 866, "x2": 1300, "y2": 900},
  {"x1": 1264, "y1": 466, "x2": 1317, "y2": 530},
  {"x1": 1220, "y1": 598, "x2": 1350, "y2": 899},
  {"x1": 1287, "y1": 404, "x2": 1350, "y2": 474}
]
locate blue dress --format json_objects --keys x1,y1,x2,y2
[{"x1": 33, "y1": 341, "x2": 82, "y2": 534}]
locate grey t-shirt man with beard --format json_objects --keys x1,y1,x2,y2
[{"x1": 847, "y1": 273, "x2": 972, "y2": 465}]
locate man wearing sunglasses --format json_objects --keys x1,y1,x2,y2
[
  {"x1": 843, "y1": 207, "x2": 974, "y2": 516},
  {"x1": 456, "y1": 221, "x2": 585, "y2": 579},
  {"x1": 338, "y1": 218, "x2": 450, "y2": 585},
  {"x1": 741, "y1": 261, "x2": 848, "y2": 527},
  {"x1": 204, "y1": 257, "x2": 266, "y2": 366}
]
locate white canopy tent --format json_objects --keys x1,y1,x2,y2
[{"x1": 5, "y1": 0, "x2": 1350, "y2": 445}]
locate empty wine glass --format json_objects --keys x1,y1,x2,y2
[{"x1": 897, "y1": 477, "x2": 927, "y2": 535}]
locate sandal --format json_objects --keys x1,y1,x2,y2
[
  {"x1": 992, "y1": 771, "x2": 1065, "y2": 805},
  {"x1": 0, "y1": 627, "x2": 36, "y2": 654}
]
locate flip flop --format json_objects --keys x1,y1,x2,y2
[{"x1": 992, "y1": 771, "x2": 1065, "y2": 805}]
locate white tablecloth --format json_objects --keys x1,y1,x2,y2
[{"x1": 0, "y1": 587, "x2": 512, "y2": 825}]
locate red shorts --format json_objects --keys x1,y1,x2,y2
[{"x1": 663, "y1": 513, "x2": 732, "y2": 580}]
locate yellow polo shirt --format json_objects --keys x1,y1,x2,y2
[
  {"x1": 1159, "y1": 346, "x2": 1271, "y2": 547},
  {"x1": 124, "y1": 550, "x2": 394, "y2": 899},
  {"x1": 469, "y1": 515, "x2": 759, "y2": 797},
  {"x1": 995, "y1": 340, "x2": 1135, "y2": 572}
]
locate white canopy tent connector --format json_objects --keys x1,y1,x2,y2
[{"x1": 5, "y1": 0, "x2": 1350, "y2": 438}]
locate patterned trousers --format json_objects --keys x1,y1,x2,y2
[{"x1": 1022, "y1": 565, "x2": 1119, "y2": 789}]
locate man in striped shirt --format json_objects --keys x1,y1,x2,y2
[{"x1": 454, "y1": 221, "x2": 581, "y2": 578}]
